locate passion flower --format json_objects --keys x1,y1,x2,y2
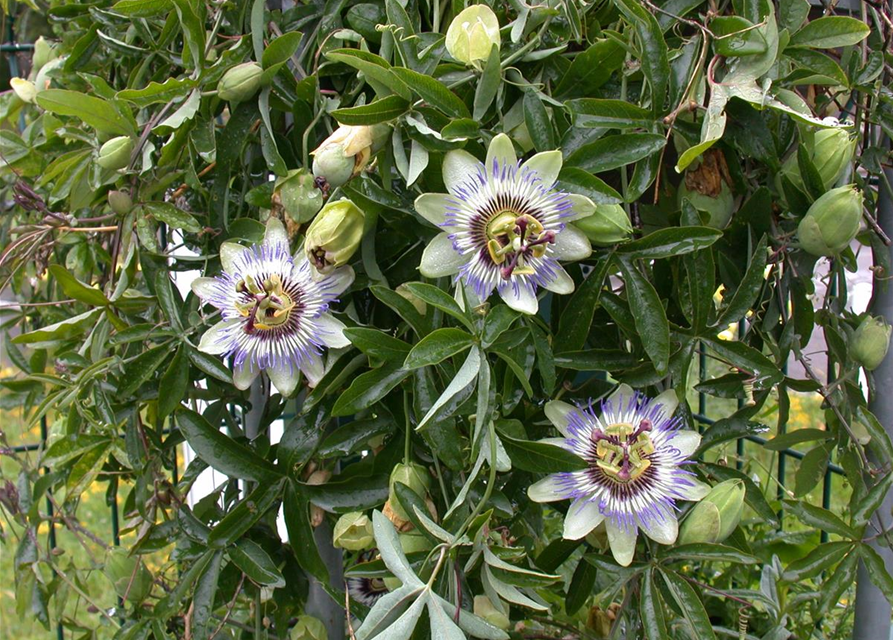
[
  {"x1": 190, "y1": 218, "x2": 353, "y2": 395},
  {"x1": 527, "y1": 385, "x2": 708, "y2": 566}
]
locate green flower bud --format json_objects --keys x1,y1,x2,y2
[
  {"x1": 291, "y1": 615, "x2": 327, "y2": 640},
  {"x1": 108, "y1": 190, "x2": 133, "y2": 215},
  {"x1": 780, "y1": 128, "x2": 856, "y2": 193},
  {"x1": 474, "y1": 595, "x2": 511, "y2": 630},
  {"x1": 445, "y1": 5, "x2": 501, "y2": 69},
  {"x1": 97, "y1": 136, "x2": 134, "y2": 171},
  {"x1": 678, "y1": 181, "x2": 735, "y2": 229},
  {"x1": 103, "y1": 548, "x2": 153, "y2": 604},
  {"x1": 851, "y1": 315, "x2": 891, "y2": 371},
  {"x1": 678, "y1": 479, "x2": 745, "y2": 545},
  {"x1": 217, "y1": 62, "x2": 264, "y2": 103},
  {"x1": 274, "y1": 169, "x2": 323, "y2": 225},
  {"x1": 304, "y1": 198, "x2": 365, "y2": 273},
  {"x1": 388, "y1": 462, "x2": 430, "y2": 521},
  {"x1": 10, "y1": 78, "x2": 37, "y2": 104},
  {"x1": 797, "y1": 185, "x2": 863, "y2": 257},
  {"x1": 333, "y1": 511, "x2": 375, "y2": 551},
  {"x1": 32, "y1": 37, "x2": 58, "y2": 76},
  {"x1": 311, "y1": 125, "x2": 389, "y2": 188},
  {"x1": 574, "y1": 204, "x2": 632, "y2": 246}
]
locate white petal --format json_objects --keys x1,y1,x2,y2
[
  {"x1": 527, "y1": 476, "x2": 566, "y2": 503},
  {"x1": 197, "y1": 319, "x2": 239, "y2": 355},
  {"x1": 670, "y1": 431, "x2": 701, "y2": 458},
  {"x1": 233, "y1": 361, "x2": 259, "y2": 390},
  {"x1": 640, "y1": 513, "x2": 678, "y2": 545},
  {"x1": 443, "y1": 149, "x2": 481, "y2": 195},
  {"x1": 543, "y1": 266, "x2": 575, "y2": 295},
  {"x1": 678, "y1": 478, "x2": 711, "y2": 501},
  {"x1": 551, "y1": 225, "x2": 592, "y2": 261},
  {"x1": 544, "y1": 400, "x2": 576, "y2": 436},
  {"x1": 652, "y1": 388, "x2": 679, "y2": 420},
  {"x1": 521, "y1": 150, "x2": 562, "y2": 187},
  {"x1": 267, "y1": 364, "x2": 300, "y2": 397},
  {"x1": 264, "y1": 216, "x2": 289, "y2": 251},
  {"x1": 498, "y1": 282, "x2": 538, "y2": 315},
  {"x1": 191, "y1": 277, "x2": 219, "y2": 301},
  {"x1": 605, "y1": 519, "x2": 638, "y2": 567},
  {"x1": 539, "y1": 437, "x2": 567, "y2": 447},
  {"x1": 566, "y1": 194, "x2": 596, "y2": 220},
  {"x1": 607, "y1": 383, "x2": 636, "y2": 407},
  {"x1": 220, "y1": 242, "x2": 247, "y2": 274},
  {"x1": 563, "y1": 500, "x2": 605, "y2": 540},
  {"x1": 300, "y1": 353, "x2": 326, "y2": 388},
  {"x1": 420, "y1": 232, "x2": 466, "y2": 277},
  {"x1": 414, "y1": 193, "x2": 451, "y2": 227},
  {"x1": 485, "y1": 133, "x2": 517, "y2": 177},
  {"x1": 316, "y1": 313, "x2": 350, "y2": 349},
  {"x1": 324, "y1": 265, "x2": 355, "y2": 296}
]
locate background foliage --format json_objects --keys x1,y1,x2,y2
[{"x1": 1, "y1": 0, "x2": 892, "y2": 639}]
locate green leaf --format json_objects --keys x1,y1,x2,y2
[
  {"x1": 860, "y1": 545, "x2": 893, "y2": 604},
  {"x1": 417, "y1": 347, "x2": 481, "y2": 429},
  {"x1": 318, "y1": 417, "x2": 393, "y2": 459},
  {"x1": 853, "y1": 473, "x2": 893, "y2": 527},
  {"x1": 556, "y1": 255, "x2": 612, "y2": 352},
  {"x1": 567, "y1": 134, "x2": 666, "y2": 174},
  {"x1": 327, "y1": 49, "x2": 412, "y2": 100},
  {"x1": 640, "y1": 568, "x2": 668, "y2": 640},
  {"x1": 404, "y1": 328, "x2": 475, "y2": 369},
  {"x1": 171, "y1": 0, "x2": 204, "y2": 69},
  {"x1": 48, "y1": 265, "x2": 109, "y2": 307},
  {"x1": 36, "y1": 89, "x2": 135, "y2": 136},
  {"x1": 763, "y1": 428, "x2": 832, "y2": 451},
  {"x1": 207, "y1": 479, "x2": 284, "y2": 548},
  {"x1": 176, "y1": 409, "x2": 280, "y2": 482},
  {"x1": 229, "y1": 540, "x2": 286, "y2": 588},
  {"x1": 660, "y1": 543, "x2": 759, "y2": 565},
  {"x1": 617, "y1": 227, "x2": 722, "y2": 260},
  {"x1": 711, "y1": 16, "x2": 768, "y2": 57},
  {"x1": 557, "y1": 167, "x2": 623, "y2": 204},
  {"x1": 370, "y1": 285, "x2": 431, "y2": 337},
  {"x1": 481, "y1": 305, "x2": 519, "y2": 348},
  {"x1": 617, "y1": 256, "x2": 669, "y2": 375},
  {"x1": 783, "y1": 499, "x2": 857, "y2": 538},
  {"x1": 401, "y1": 282, "x2": 474, "y2": 331},
  {"x1": 390, "y1": 67, "x2": 469, "y2": 118},
  {"x1": 555, "y1": 38, "x2": 625, "y2": 98},
  {"x1": 858, "y1": 407, "x2": 893, "y2": 465},
  {"x1": 496, "y1": 430, "x2": 587, "y2": 474},
  {"x1": 110, "y1": 0, "x2": 172, "y2": 16},
  {"x1": 782, "y1": 541, "x2": 855, "y2": 582},
  {"x1": 283, "y1": 482, "x2": 328, "y2": 582},
  {"x1": 191, "y1": 550, "x2": 222, "y2": 639},
  {"x1": 789, "y1": 16, "x2": 870, "y2": 49},
  {"x1": 117, "y1": 78, "x2": 196, "y2": 107},
  {"x1": 473, "y1": 45, "x2": 501, "y2": 121},
  {"x1": 42, "y1": 434, "x2": 111, "y2": 469},
  {"x1": 344, "y1": 327, "x2": 412, "y2": 361},
  {"x1": 817, "y1": 550, "x2": 858, "y2": 613},
  {"x1": 262, "y1": 32, "x2": 303, "y2": 72},
  {"x1": 142, "y1": 202, "x2": 202, "y2": 234},
  {"x1": 716, "y1": 235, "x2": 768, "y2": 326},
  {"x1": 307, "y1": 474, "x2": 389, "y2": 512},
  {"x1": 701, "y1": 462, "x2": 778, "y2": 526},
  {"x1": 13, "y1": 310, "x2": 102, "y2": 346},
  {"x1": 332, "y1": 362, "x2": 411, "y2": 417},
  {"x1": 566, "y1": 557, "x2": 597, "y2": 615},
  {"x1": 554, "y1": 349, "x2": 638, "y2": 371},
  {"x1": 157, "y1": 346, "x2": 188, "y2": 420},
  {"x1": 660, "y1": 570, "x2": 717, "y2": 640},
  {"x1": 117, "y1": 344, "x2": 174, "y2": 396},
  {"x1": 568, "y1": 98, "x2": 654, "y2": 129},
  {"x1": 186, "y1": 346, "x2": 232, "y2": 383},
  {"x1": 701, "y1": 336, "x2": 784, "y2": 387},
  {"x1": 523, "y1": 90, "x2": 555, "y2": 152},
  {"x1": 154, "y1": 270, "x2": 183, "y2": 331},
  {"x1": 332, "y1": 95, "x2": 410, "y2": 125},
  {"x1": 614, "y1": 0, "x2": 670, "y2": 111}
]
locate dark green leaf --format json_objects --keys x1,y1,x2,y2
[
  {"x1": 344, "y1": 327, "x2": 412, "y2": 361},
  {"x1": 284, "y1": 482, "x2": 328, "y2": 582},
  {"x1": 332, "y1": 96, "x2": 410, "y2": 125},
  {"x1": 660, "y1": 570, "x2": 717, "y2": 640},
  {"x1": 157, "y1": 346, "x2": 189, "y2": 420},
  {"x1": 48, "y1": 265, "x2": 109, "y2": 307},
  {"x1": 789, "y1": 16, "x2": 870, "y2": 49},
  {"x1": 404, "y1": 328, "x2": 475, "y2": 369},
  {"x1": 568, "y1": 134, "x2": 666, "y2": 174},
  {"x1": 332, "y1": 363, "x2": 411, "y2": 417},
  {"x1": 618, "y1": 256, "x2": 669, "y2": 375},
  {"x1": 618, "y1": 227, "x2": 722, "y2": 260},
  {"x1": 495, "y1": 429, "x2": 587, "y2": 474},
  {"x1": 556, "y1": 255, "x2": 612, "y2": 351},
  {"x1": 640, "y1": 568, "x2": 668, "y2": 640},
  {"x1": 523, "y1": 91, "x2": 555, "y2": 152},
  {"x1": 117, "y1": 344, "x2": 173, "y2": 396},
  {"x1": 401, "y1": 282, "x2": 474, "y2": 331},
  {"x1": 782, "y1": 541, "x2": 854, "y2": 582},
  {"x1": 390, "y1": 68, "x2": 469, "y2": 118},
  {"x1": 783, "y1": 499, "x2": 857, "y2": 538},
  {"x1": 229, "y1": 539, "x2": 286, "y2": 588},
  {"x1": 473, "y1": 45, "x2": 501, "y2": 121}
]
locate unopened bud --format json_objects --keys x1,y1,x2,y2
[
  {"x1": 781, "y1": 128, "x2": 856, "y2": 193},
  {"x1": 388, "y1": 462, "x2": 430, "y2": 522},
  {"x1": 274, "y1": 169, "x2": 323, "y2": 225},
  {"x1": 797, "y1": 185, "x2": 863, "y2": 257},
  {"x1": 304, "y1": 198, "x2": 365, "y2": 274},
  {"x1": 575, "y1": 204, "x2": 633, "y2": 246},
  {"x1": 445, "y1": 5, "x2": 501, "y2": 68},
  {"x1": 97, "y1": 136, "x2": 134, "y2": 171},
  {"x1": 474, "y1": 595, "x2": 511, "y2": 630},
  {"x1": 332, "y1": 512, "x2": 374, "y2": 551},
  {"x1": 311, "y1": 125, "x2": 388, "y2": 188},
  {"x1": 32, "y1": 37, "x2": 58, "y2": 76},
  {"x1": 217, "y1": 62, "x2": 263, "y2": 103},
  {"x1": 678, "y1": 479, "x2": 745, "y2": 545},
  {"x1": 10, "y1": 78, "x2": 37, "y2": 104},
  {"x1": 107, "y1": 190, "x2": 133, "y2": 216},
  {"x1": 851, "y1": 315, "x2": 891, "y2": 371}
]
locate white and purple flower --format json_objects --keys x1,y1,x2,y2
[
  {"x1": 190, "y1": 218, "x2": 353, "y2": 396},
  {"x1": 527, "y1": 385, "x2": 709, "y2": 566},
  {"x1": 414, "y1": 134, "x2": 596, "y2": 315}
]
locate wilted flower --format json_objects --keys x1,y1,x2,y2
[
  {"x1": 851, "y1": 315, "x2": 891, "y2": 371},
  {"x1": 527, "y1": 384, "x2": 708, "y2": 566},
  {"x1": 311, "y1": 124, "x2": 389, "y2": 188},
  {"x1": 217, "y1": 61, "x2": 264, "y2": 103},
  {"x1": 445, "y1": 4, "x2": 501, "y2": 68},
  {"x1": 415, "y1": 134, "x2": 596, "y2": 315},
  {"x1": 190, "y1": 218, "x2": 353, "y2": 395},
  {"x1": 797, "y1": 185, "x2": 862, "y2": 257},
  {"x1": 677, "y1": 479, "x2": 745, "y2": 545},
  {"x1": 304, "y1": 198, "x2": 365, "y2": 274},
  {"x1": 333, "y1": 511, "x2": 375, "y2": 551}
]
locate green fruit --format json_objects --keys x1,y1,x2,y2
[
  {"x1": 97, "y1": 136, "x2": 134, "y2": 171},
  {"x1": 575, "y1": 204, "x2": 632, "y2": 245},
  {"x1": 679, "y1": 182, "x2": 735, "y2": 229},
  {"x1": 217, "y1": 62, "x2": 263, "y2": 103},
  {"x1": 797, "y1": 185, "x2": 863, "y2": 257},
  {"x1": 108, "y1": 190, "x2": 133, "y2": 215},
  {"x1": 851, "y1": 315, "x2": 891, "y2": 371},
  {"x1": 103, "y1": 548, "x2": 153, "y2": 604},
  {"x1": 678, "y1": 479, "x2": 745, "y2": 545}
]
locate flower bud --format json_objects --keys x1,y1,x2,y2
[
  {"x1": 388, "y1": 462, "x2": 430, "y2": 521},
  {"x1": 274, "y1": 169, "x2": 323, "y2": 225},
  {"x1": 97, "y1": 136, "x2": 134, "y2": 171},
  {"x1": 291, "y1": 615, "x2": 327, "y2": 640},
  {"x1": 445, "y1": 5, "x2": 501, "y2": 68},
  {"x1": 108, "y1": 190, "x2": 133, "y2": 216},
  {"x1": 678, "y1": 479, "x2": 745, "y2": 545},
  {"x1": 332, "y1": 512, "x2": 374, "y2": 551},
  {"x1": 851, "y1": 315, "x2": 891, "y2": 371},
  {"x1": 797, "y1": 185, "x2": 863, "y2": 257},
  {"x1": 304, "y1": 198, "x2": 365, "y2": 273},
  {"x1": 217, "y1": 62, "x2": 264, "y2": 103},
  {"x1": 311, "y1": 125, "x2": 388, "y2": 188},
  {"x1": 780, "y1": 128, "x2": 856, "y2": 193},
  {"x1": 103, "y1": 548, "x2": 154, "y2": 604},
  {"x1": 474, "y1": 595, "x2": 510, "y2": 630},
  {"x1": 574, "y1": 204, "x2": 632, "y2": 246},
  {"x1": 32, "y1": 37, "x2": 58, "y2": 76},
  {"x1": 10, "y1": 78, "x2": 37, "y2": 104}
]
